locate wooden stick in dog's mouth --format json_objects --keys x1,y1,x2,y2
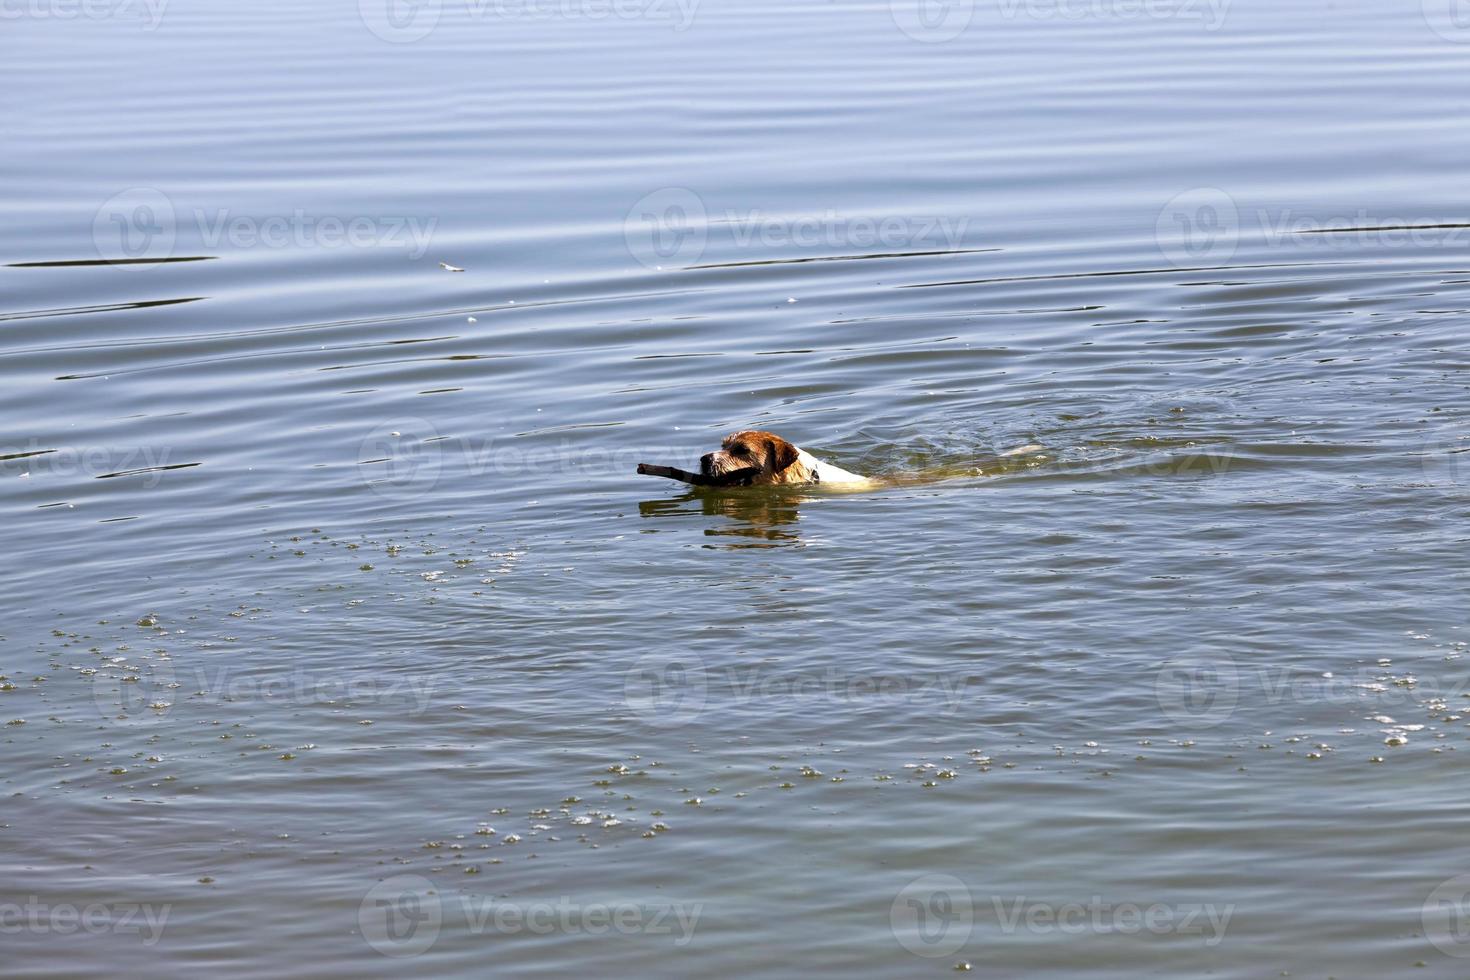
[{"x1": 636, "y1": 463, "x2": 760, "y2": 487}]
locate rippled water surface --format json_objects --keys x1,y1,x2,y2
[{"x1": 6, "y1": 0, "x2": 1470, "y2": 975}]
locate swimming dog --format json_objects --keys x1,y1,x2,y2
[{"x1": 697, "y1": 429, "x2": 871, "y2": 487}]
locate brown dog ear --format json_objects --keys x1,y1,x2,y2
[{"x1": 766, "y1": 435, "x2": 799, "y2": 472}]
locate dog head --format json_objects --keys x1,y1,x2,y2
[{"x1": 700, "y1": 430, "x2": 800, "y2": 481}]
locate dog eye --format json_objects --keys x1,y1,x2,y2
[{"x1": 730, "y1": 445, "x2": 748, "y2": 458}]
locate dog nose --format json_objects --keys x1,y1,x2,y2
[{"x1": 699, "y1": 452, "x2": 715, "y2": 475}]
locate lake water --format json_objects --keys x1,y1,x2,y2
[{"x1": 6, "y1": 0, "x2": 1470, "y2": 975}]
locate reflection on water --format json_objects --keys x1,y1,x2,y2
[{"x1": 640, "y1": 488, "x2": 810, "y2": 546}]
